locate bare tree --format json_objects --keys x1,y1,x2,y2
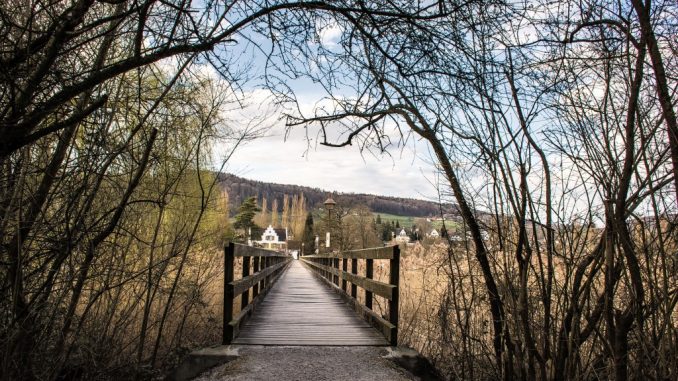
[
  {"x1": 283, "y1": 0, "x2": 677, "y2": 379},
  {"x1": 0, "y1": 2, "x2": 445, "y2": 379}
]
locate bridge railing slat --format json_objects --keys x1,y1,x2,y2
[
  {"x1": 303, "y1": 246, "x2": 394, "y2": 260},
  {"x1": 232, "y1": 260, "x2": 288, "y2": 296},
  {"x1": 223, "y1": 242, "x2": 291, "y2": 344},
  {"x1": 302, "y1": 259, "x2": 395, "y2": 300},
  {"x1": 300, "y1": 245, "x2": 400, "y2": 346}
]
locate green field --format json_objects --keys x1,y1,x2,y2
[
  {"x1": 373, "y1": 212, "x2": 458, "y2": 230},
  {"x1": 373, "y1": 212, "x2": 415, "y2": 226}
]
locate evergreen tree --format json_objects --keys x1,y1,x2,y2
[
  {"x1": 382, "y1": 222, "x2": 395, "y2": 241},
  {"x1": 290, "y1": 193, "x2": 307, "y2": 239},
  {"x1": 382, "y1": 227, "x2": 391, "y2": 241},
  {"x1": 410, "y1": 225, "x2": 419, "y2": 241},
  {"x1": 234, "y1": 196, "x2": 260, "y2": 231},
  {"x1": 376, "y1": 214, "x2": 382, "y2": 224},
  {"x1": 302, "y1": 213, "x2": 315, "y2": 255},
  {"x1": 395, "y1": 220, "x2": 400, "y2": 229}
]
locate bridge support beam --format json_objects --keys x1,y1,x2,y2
[
  {"x1": 223, "y1": 243, "x2": 235, "y2": 344},
  {"x1": 388, "y1": 246, "x2": 400, "y2": 346}
]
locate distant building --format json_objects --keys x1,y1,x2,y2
[
  {"x1": 395, "y1": 228, "x2": 410, "y2": 243},
  {"x1": 446, "y1": 230, "x2": 489, "y2": 243},
  {"x1": 428, "y1": 229, "x2": 439, "y2": 238},
  {"x1": 250, "y1": 225, "x2": 288, "y2": 251},
  {"x1": 449, "y1": 234, "x2": 463, "y2": 242}
]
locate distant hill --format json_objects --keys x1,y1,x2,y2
[{"x1": 217, "y1": 173, "x2": 457, "y2": 217}]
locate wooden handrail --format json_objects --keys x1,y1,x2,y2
[
  {"x1": 223, "y1": 242, "x2": 291, "y2": 344},
  {"x1": 302, "y1": 259, "x2": 395, "y2": 300},
  {"x1": 300, "y1": 245, "x2": 400, "y2": 346},
  {"x1": 232, "y1": 244, "x2": 293, "y2": 257},
  {"x1": 303, "y1": 246, "x2": 395, "y2": 259}
]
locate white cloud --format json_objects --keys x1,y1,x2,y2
[
  {"x1": 223, "y1": 122, "x2": 442, "y2": 200},
  {"x1": 318, "y1": 22, "x2": 343, "y2": 49},
  {"x1": 201, "y1": 79, "x2": 442, "y2": 202}
]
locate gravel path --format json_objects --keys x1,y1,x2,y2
[{"x1": 192, "y1": 346, "x2": 415, "y2": 381}]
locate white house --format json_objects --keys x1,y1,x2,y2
[
  {"x1": 428, "y1": 229, "x2": 440, "y2": 238},
  {"x1": 250, "y1": 225, "x2": 288, "y2": 251},
  {"x1": 395, "y1": 228, "x2": 410, "y2": 243}
]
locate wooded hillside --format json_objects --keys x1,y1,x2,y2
[{"x1": 218, "y1": 173, "x2": 457, "y2": 217}]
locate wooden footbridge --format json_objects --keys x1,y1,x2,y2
[{"x1": 222, "y1": 243, "x2": 400, "y2": 347}]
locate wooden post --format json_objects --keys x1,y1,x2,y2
[
  {"x1": 334, "y1": 257, "x2": 340, "y2": 285},
  {"x1": 268, "y1": 257, "x2": 273, "y2": 284},
  {"x1": 351, "y1": 258, "x2": 358, "y2": 298},
  {"x1": 241, "y1": 255, "x2": 250, "y2": 310},
  {"x1": 341, "y1": 258, "x2": 348, "y2": 291},
  {"x1": 388, "y1": 245, "x2": 400, "y2": 346},
  {"x1": 323, "y1": 258, "x2": 328, "y2": 280},
  {"x1": 273, "y1": 257, "x2": 279, "y2": 279},
  {"x1": 365, "y1": 258, "x2": 373, "y2": 309},
  {"x1": 252, "y1": 256, "x2": 260, "y2": 298},
  {"x1": 262, "y1": 257, "x2": 268, "y2": 290},
  {"x1": 223, "y1": 242, "x2": 235, "y2": 344}
]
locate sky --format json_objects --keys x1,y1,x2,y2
[
  {"x1": 208, "y1": 22, "x2": 446, "y2": 202},
  {"x1": 202, "y1": 3, "x2": 674, "y2": 219},
  {"x1": 222, "y1": 116, "x2": 444, "y2": 200}
]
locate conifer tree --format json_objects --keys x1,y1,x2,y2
[
  {"x1": 234, "y1": 197, "x2": 260, "y2": 231},
  {"x1": 302, "y1": 213, "x2": 315, "y2": 255},
  {"x1": 291, "y1": 193, "x2": 307, "y2": 238}
]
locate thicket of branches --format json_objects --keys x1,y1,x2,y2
[
  {"x1": 0, "y1": 1, "x2": 414, "y2": 379},
  {"x1": 1, "y1": 62, "x2": 238, "y2": 379},
  {"x1": 282, "y1": 1, "x2": 678, "y2": 380},
  {"x1": 1, "y1": 0, "x2": 676, "y2": 380}
]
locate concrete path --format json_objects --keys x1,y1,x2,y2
[{"x1": 191, "y1": 346, "x2": 415, "y2": 381}]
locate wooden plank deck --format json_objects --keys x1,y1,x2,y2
[{"x1": 232, "y1": 260, "x2": 389, "y2": 346}]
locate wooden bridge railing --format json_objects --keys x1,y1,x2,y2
[
  {"x1": 300, "y1": 246, "x2": 400, "y2": 346},
  {"x1": 223, "y1": 242, "x2": 291, "y2": 344}
]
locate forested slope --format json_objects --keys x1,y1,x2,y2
[{"x1": 218, "y1": 173, "x2": 457, "y2": 217}]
